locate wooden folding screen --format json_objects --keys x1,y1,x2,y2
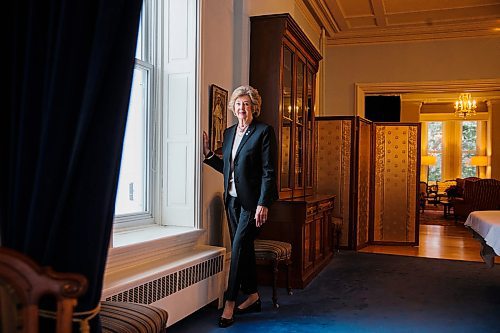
[
  {"x1": 371, "y1": 123, "x2": 421, "y2": 245},
  {"x1": 356, "y1": 119, "x2": 372, "y2": 248},
  {"x1": 316, "y1": 117, "x2": 420, "y2": 249},
  {"x1": 316, "y1": 116, "x2": 371, "y2": 249}
]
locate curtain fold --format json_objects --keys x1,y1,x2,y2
[{"x1": 4, "y1": 0, "x2": 142, "y2": 330}]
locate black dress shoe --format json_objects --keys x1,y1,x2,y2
[
  {"x1": 218, "y1": 316, "x2": 234, "y2": 328},
  {"x1": 235, "y1": 298, "x2": 262, "y2": 315}
]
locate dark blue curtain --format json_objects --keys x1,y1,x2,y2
[{"x1": 4, "y1": 0, "x2": 142, "y2": 329}]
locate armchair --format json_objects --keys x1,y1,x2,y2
[
  {"x1": 0, "y1": 247, "x2": 88, "y2": 333},
  {"x1": 454, "y1": 178, "x2": 500, "y2": 220},
  {"x1": 0, "y1": 247, "x2": 169, "y2": 333},
  {"x1": 455, "y1": 177, "x2": 480, "y2": 192},
  {"x1": 419, "y1": 181, "x2": 439, "y2": 211},
  {"x1": 435, "y1": 179, "x2": 457, "y2": 202}
]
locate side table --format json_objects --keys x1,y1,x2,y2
[{"x1": 440, "y1": 200, "x2": 454, "y2": 220}]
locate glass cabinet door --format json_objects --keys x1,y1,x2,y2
[
  {"x1": 277, "y1": 35, "x2": 319, "y2": 199},
  {"x1": 294, "y1": 59, "x2": 305, "y2": 193},
  {"x1": 281, "y1": 46, "x2": 294, "y2": 195},
  {"x1": 305, "y1": 68, "x2": 314, "y2": 190}
]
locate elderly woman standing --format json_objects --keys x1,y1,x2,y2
[{"x1": 203, "y1": 85, "x2": 278, "y2": 328}]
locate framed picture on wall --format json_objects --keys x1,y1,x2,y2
[{"x1": 209, "y1": 84, "x2": 228, "y2": 156}]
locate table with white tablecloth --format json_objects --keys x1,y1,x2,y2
[{"x1": 464, "y1": 211, "x2": 500, "y2": 267}]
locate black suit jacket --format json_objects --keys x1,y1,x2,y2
[{"x1": 204, "y1": 120, "x2": 278, "y2": 211}]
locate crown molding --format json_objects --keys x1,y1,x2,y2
[
  {"x1": 301, "y1": 0, "x2": 339, "y2": 37},
  {"x1": 356, "y1": 79, "x2": 500, "y2": 94},
  {"x1": 355, "y1": 79, "x2": 500, "y2": 117},
  {"x1": 327, "y1": 20, "x2": 500, "y2": 45}
]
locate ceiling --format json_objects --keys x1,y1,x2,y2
[
  {"x1": 302, "y1": 0, "x2": 500, "y2": 105},
  {"x1": 305, "y1": 0, "x2": 500, "y2": 44}
]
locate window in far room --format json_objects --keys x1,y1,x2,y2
[
  {"x1": 427, "y1": 121, "x2": 442, "y2": 182},
  {"x1": 424, "y1": 120, "x2": 483, "y2": 182},
  {"x1": 461, "y1": 121, "x2": 478, "y2": 178}
]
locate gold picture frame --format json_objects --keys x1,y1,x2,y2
[{"x1": 209, "y1": 84, "x2": 228, "y2": 156}]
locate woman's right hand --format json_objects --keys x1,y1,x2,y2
[{"x1": 203, "y1": 131, "x2": 210, "y2": 156}]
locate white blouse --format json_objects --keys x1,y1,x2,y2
[{"x1": 228, "y1": 130, "x2": 246, "y2": 197}]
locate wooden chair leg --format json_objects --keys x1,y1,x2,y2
[
  {"x1": 272, "y1": 260, "x2": 279, "y2": 308},
  {"x1": 335, "y1": 226, "x2": 342, "y2": 253},
  {"x1": 286, "y1": 260, "x2": 293, "y2": 295}
]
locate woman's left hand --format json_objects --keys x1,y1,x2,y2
[{"x1": 255, "y1": 205, "x2": 268, "y2": 227}]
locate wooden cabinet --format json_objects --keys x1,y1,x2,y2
[
  {"x1": 250, "y1": 14, "x2": 322, "y2": 199},
  {"x1": 258, "y1": 194, "x2": 335, "y2": 289},
  {"x1": 250, "y1": 15, "x2": 331, "y2": 288}
]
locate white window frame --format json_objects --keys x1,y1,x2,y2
[
  {"x1": 111, "y1": 0, "x2": 201, "y2": 245},
  {"x1": 114, "y1": 60, "x2": 155, "y2": 226}
]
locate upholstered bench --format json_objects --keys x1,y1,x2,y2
[
  {"x1": 100, "y1": 301, "x2": 168, "y2": 333},
  {"x1": 254, "y1": 239, "x2": 292, "y2": 308}
]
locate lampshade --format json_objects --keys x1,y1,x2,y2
[
  {"x1": 421, "y1": 155, "x2": 437, "y2": 166},
  {"x1": 470, "y1": 156, "x2": 488, "y2": 166}
]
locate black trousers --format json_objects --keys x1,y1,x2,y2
[{"x1": 225, "y1": 196, "x2": 259, "y2": 301}]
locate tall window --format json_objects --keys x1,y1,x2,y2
[
  {"x1": 114, "y1": 4, "x2": 153, "y2": 222},
  {"x1": 425, "y1": 120, "x2": 481, "y2": 181},
  {"x1": 427, "y1": 122, "x2": 442, "y2": 182},
  {"x1": 115, "y1": 63, "x2": 152, "y2": 217},
  {"x1": 461, "y1": 121, "x2": 477, "y2": 178},
  {"x1": 114, "y1": 0, "x2": 199, "y2": 228}
]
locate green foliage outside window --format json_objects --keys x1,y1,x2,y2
[
  {"x1": 427, "y1": 122, "x2": 442, "y2": 182},
  {"x1": 461, "y1": 121, "x2": 477, "y2": 178}
]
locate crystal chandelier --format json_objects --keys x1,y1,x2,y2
[{"x1": 454, "y1": 93, "x2": 477, "y2": 118}]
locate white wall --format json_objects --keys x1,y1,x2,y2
[
  {"x1": 200, "y1": 0, "x2": 236, "y2": 249},
  {"x1": 324, "y1": 37, "x2": 500, "y2": 116}
]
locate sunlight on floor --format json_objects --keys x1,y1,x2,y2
[{"x1": 359, "y1": 224, "x2": 500, "y2": 264}]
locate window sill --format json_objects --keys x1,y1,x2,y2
[
  {"x1": 106, "y1": 225, "x2": 205, "y2": 275},
  {"x1": 112, "y1": 224, "x2": 196, "y2": 248}
]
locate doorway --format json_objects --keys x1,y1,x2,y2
[{"x1": 355, "y1": 78, "x2": 499, "y2": 263}]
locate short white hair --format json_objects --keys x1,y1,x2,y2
[{"x1": 228, "y1": 85, "x2": 262, "y2": 118}]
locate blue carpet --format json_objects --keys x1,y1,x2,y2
[{"x1": 168, "y1": 251, "x2": 500, "y2": 333}]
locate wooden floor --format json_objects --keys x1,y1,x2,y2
[{"x1": 359, "y1": 223, "x2": 500, "y2": 264}]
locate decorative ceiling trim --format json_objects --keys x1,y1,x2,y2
[
  {"x1": 327, "y1": 20, "x2": 500, "y2": 45},
  {"x1": 355, "y1": 79, "x2": 500, "y2": 117},
  {"x1": 301, "y1": 0, "x2": 340, "y2": 37},
  {"x1": 371, "y1": 0, "x2": 387, "y2": 27}
]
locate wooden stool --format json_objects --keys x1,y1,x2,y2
[
  {"x1": 254, "y1": 239, "x2": 292, "y2": 308},
  {"x1": 100, "y1": 301, "x2": 168, "y2": 333},
  {"x1": 331, "y1": 219, "x2": 343, "y2": 253}
]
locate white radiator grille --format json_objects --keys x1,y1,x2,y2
[{"x1": 105, "y1": 254, "x2": 224, "y2": 304}]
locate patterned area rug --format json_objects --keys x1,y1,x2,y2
[{"x1": 420, "y1": 206, "x2": 457, "y2": 226}]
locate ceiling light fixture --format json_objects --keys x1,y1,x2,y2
[{"x1": 454, "y1": 93, "x2": 477, "y2": 118}]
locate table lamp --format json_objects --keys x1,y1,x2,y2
[
  {"x1": 470, "y1": 155, "x2": 488, "y2": 177},
  {"x1": 421, "y1": 155, "x2": 437, "y2": 184}
]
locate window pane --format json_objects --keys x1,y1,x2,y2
[
  {"x1": 281, "y1": 47, "x2": 293, "y2": 190},
  {"x1": 115, "y1": 67, "x2": 149, "y2": 215},
  {"x1": 461, "y1": 121, "x2": 477, "y2": 178},
  {"x1": 135, "y1": 5, "x2": 145, "y2": 61},
  {"x1": 427, "y1": 122, "x2": 442, "y2": 182}
]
